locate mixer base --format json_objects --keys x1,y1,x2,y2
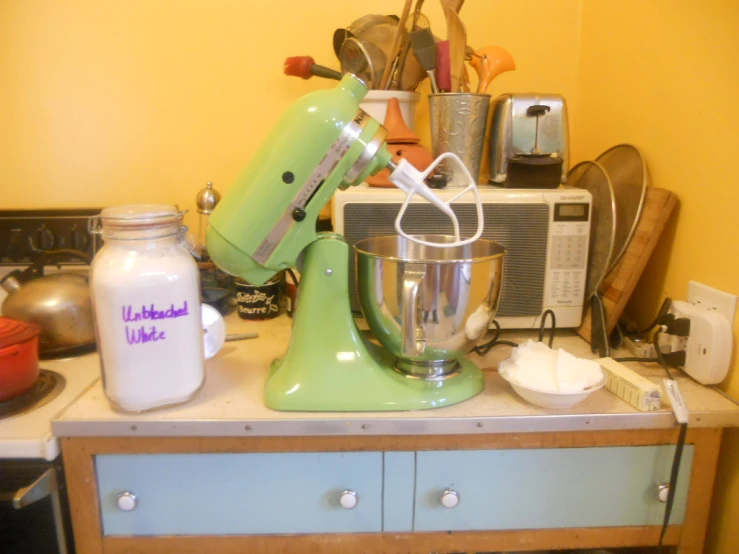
[
  {"x1": 267, "y1": 342, "x2": 483, "y2": 412},
  {"x1": 264, "y1": 234, "x2": 484, "y2": 412},
  {"x1": 394, "y1": 359, "x2": 461, "y2": 380}
]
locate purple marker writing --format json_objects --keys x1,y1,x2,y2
[
  {"x1": 126, "y1": 325, "x2": 167, "y2": 345},
  {"x1": 122, "y1": 301, "x2": 190, "y2": 323}
]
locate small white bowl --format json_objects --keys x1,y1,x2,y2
[{"x1": 500, "y1": 373, "x2": 606, "y2": 409}]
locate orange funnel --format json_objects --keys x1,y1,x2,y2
[{"x1": 469, "y1": 46, "x2": 516, "y2": 94}]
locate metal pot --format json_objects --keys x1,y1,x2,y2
[
  {"x1": 355, "y1": 235, "x2": 504, "y2": 379},
  {"x1": 0, "y1": 250, "x2": 95, "y2": 356}
]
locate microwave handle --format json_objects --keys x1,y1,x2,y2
[{"x1": 0, "y1": 468, "x2": 69, "y2": 554}]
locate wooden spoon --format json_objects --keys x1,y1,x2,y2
[
  {"x1": 380, "y1": 0, "x2": 414, "y2": 89},
  {"x1": 446, "y1": 8, "x2": 466, "y2": 92},
  {"x1": 441, "y1": 0, "x2": 465, "y2": 14}
]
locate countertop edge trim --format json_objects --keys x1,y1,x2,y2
[{"x1": 49, "y1": 411, "x2": 739, "y2": 437}]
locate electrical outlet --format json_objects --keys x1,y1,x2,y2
[
  {"x1": 670, "y1": 300, "x2": 732, "y2": 384},
  {"x1": 687, "y1": 281, "x2": 737, "y2": 323}
]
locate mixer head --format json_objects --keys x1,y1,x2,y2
[{"x1": 207, "y1": 74, "x2": 483, "y2": 285}]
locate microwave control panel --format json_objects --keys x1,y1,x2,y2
[
  {"x1": 545, "y1": 202, "x2": 590, "y2": 307},
  {"x1": 0, "y1": 209, "x2": 100, "y2": 265}
]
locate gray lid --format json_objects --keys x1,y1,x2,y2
[
  {"x1": 196, "y1": 182, "x2": 221, "y2": 214},
  {"x1": 94, "y1": 204, "x2": 183, "y2": 234}
]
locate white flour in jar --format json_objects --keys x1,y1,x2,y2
[{"x1": 90, "y1": 206, "x2": 205, "y2": 412}]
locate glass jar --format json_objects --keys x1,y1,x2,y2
[{"x1": 89, "y1": 205, "x2": 204, "y2": 412}]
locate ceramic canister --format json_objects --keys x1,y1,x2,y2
[{"x1": 235, "y1": 276, "x2": 282, "y2": 320}]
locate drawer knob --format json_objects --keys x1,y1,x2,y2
[
  {"x1": 339, "y1": 490, "x2": 358, "y2": 510},
  {"x1": 656, "y1": 483, "x2": 670, "y2": 503},
  {"x1": 117, "y1": 492, "x2": 138, "y2": 511},
  {"x1": 440, "y1": 489, "x2": 460, "y2": 508}
]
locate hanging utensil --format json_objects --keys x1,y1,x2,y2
[
  {"x1": 469, "y1": 45, "x2": 516, "y2": 94},
  {"x1": 409, "y1": 17, "x2": 439, "y2": 93},
  {"x1": 333, "y1": 15, "x2": 395, "y2": 62},
  {"x1": 390, "y1": 0, "x2": 426, "y2": 89},
  {"x1": 435, "y1": 40, "x2": 451, "y2": 92},
  {"x1": 460, "y1": 64, "x2": 471, "y2": 93},
  {"x1": 446, "y1": 8, "x2": 466, "y2": 92},
  {"x1": 380, "y1": 0, "x2": 414, "y2": 89},
  {"x1": 332, "y1": 28, "x2": 354, "y2": 60},
  {"x1": 340, "y1": 38, "x2": 387, "y2": 89}
]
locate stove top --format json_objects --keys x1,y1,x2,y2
[
  {"x1": 0, "y1": 210, "x2": 102, "y2": 460},
  {"x1": 0, "y1": 354, "x2": 100, "y2": 461},
  {"x1": 0, "y1": 370, "x2": 66, "y2": 420}
]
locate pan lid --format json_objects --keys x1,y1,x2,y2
[{"x1": 0, "y1": 317, "x2": 41, "y2": 350}]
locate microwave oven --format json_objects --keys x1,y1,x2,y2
[{"x1": 332, "y1": 185, "x2": 592, "y2": 329}]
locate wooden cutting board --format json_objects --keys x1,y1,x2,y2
[{"x1": 577, "y1": 186, "x2": 678, "y2": 343}]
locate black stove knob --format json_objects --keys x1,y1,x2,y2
[
  {"x1": 3, "y1": 228, "x2": 22, "y2": 262},
  {"x1": 28, "y1": 224, "x2": 56, "y2": 252},
  {"x1": 70, "y1": 224, "x2": 89, "y2": 251}
]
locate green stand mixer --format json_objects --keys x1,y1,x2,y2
[{"x1": 207, "y1": 74, "x2": 504, "y2": 411}]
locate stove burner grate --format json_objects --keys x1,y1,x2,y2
[{"x1": 0, "y1": 370, "x2": 66, "y2": 420}]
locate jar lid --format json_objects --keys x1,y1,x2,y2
[
  {"x1": 101, "y1": 204, "x2": 179, "y2": 221},
  {"x1": 0, "y1": 317, "x2": 41, "y2": 350},
  {"x1": 95, "y1": 204, "x2": 184, "y2": 232}
]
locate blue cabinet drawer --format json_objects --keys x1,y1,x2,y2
[
  {"x1": 414, "y1": 445, "x2": 693, "y2": 531},
  {"x1": 96, "y1": 452, "x2": 382, "y2": 536}
]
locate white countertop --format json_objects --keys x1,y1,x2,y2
[{"x1": 52, "y1": 314, "x2": 739, "y2": 438}]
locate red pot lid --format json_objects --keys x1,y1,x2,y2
[{"x1": 0, "y1": 317, "x2": 41, "y2": 350}]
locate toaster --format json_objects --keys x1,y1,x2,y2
[{"x1": 488, "y1": 93, "x2": 569, "y2": 188}]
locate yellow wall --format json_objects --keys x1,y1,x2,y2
[
  {"x1": 3, "y1": 0, "x2": 738, "y2": 549},
  {"x1": 574, "y1": 1, "x2": 739, "y2": 551},
  {"x1": 0, "y1": 0, "x2": 580, "y2": 227}
]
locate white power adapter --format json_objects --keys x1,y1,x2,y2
[{"x1": 670, "y1": 300, "x2": 732, "y2": 384}]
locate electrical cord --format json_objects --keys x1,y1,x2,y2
[
  {"x1": 613, "y1": 356, "x2": 659, "y2": 363},
  {"x1": 613, "y1": 351, "x2": 686, "y2": 367},
  {"x1": 653, "y1": 328, "x2": 687, "y2": 552},
  {"x1": 616, "y1": 310, "x2": 689, "y2": 552},
  {"x1": 654, "y1": 330, "x2": 679, "y2": 379},
  {"x1": 600, "y1": 324, "x2": 689, "y2": 551},
  {"x1": 472, "y1": 320, "x2": 518, "y2": 356},
  {"x1": 474, "y1": 309, "x2": 559, "y2": 356},
  {"x1": 658, "y1": 421, "x2": 688, "y2": 552},
  {"x1": 610, "y1": 322, "x2": 625, "y2": 350},
  {"x1": 537, "y1": 309, "x2": 556, "y2": 348},
  {"x1": 621, "y1": 297, "x2": 673, "y2": 338},
  {"x1": 592, "y1": 293, "x2": 611, "y2": 357}
]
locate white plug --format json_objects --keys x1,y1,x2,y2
[{"x1": 669, "y1": 300, "x2": 732, "y2": 384}]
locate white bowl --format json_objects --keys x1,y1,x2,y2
[{"x1": 500, "y1": 374, "x2": 606, "y2": 409}]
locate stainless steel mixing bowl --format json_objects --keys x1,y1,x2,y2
[{"x1": 355, "y1": 235, "x2": 504, "y2": 379}]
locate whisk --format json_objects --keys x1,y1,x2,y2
[{"x1": 388, "y1": 8, "x2": 429, "y2": 90}]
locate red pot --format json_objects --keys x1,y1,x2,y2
[{"x1": 0, "y1": 317, "x2": 41, "y2": 401}]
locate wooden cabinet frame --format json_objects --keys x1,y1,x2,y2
[{"x1": 62, "y1": 427, "x2": 722, "y2": 553}]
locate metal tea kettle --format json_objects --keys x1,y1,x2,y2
[{"x1": 0, "y1": 250, "x2": 95, "y2": 356}]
